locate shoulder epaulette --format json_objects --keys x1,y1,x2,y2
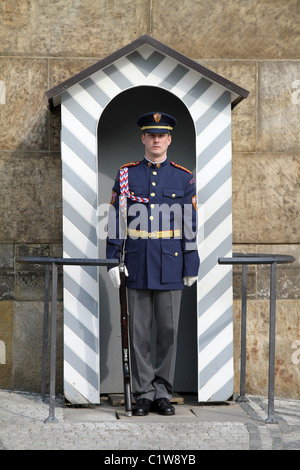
[
  {"x1": 171, "y1": 161, "x2": 192, "y2": 174},
  {"x1": 120, "y1": 161, "x2": 141, "y2": 170}
]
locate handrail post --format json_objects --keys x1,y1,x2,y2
[
  {"x1": 44, "y1": 262, "x2": 58, "y2": 423},
  {"x1": 41, "y1": 263, "x2": 50, "y2": 402},
  {"x1": 265, "y1": 261, "x2": 278, "y2": 423},
  {"x1": 237, "y1": 264, "x2": 249, "y2": 402}
]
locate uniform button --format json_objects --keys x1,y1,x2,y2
[
  {"x1": 152, "y1": 182, "x2": 156, "y2": 186},
  {"x1": 172, "y1": 193, "x2": 176, "y2": 198},
  {"x1": 174, "y1": 252, "x2": 178, "y2": 257},
  {"x1": 152, "y1": 171, "x2": 157, "y2": 175},
  {"x1": 150, "y1": 192, "x2": 155, "y2": 197},
  {"x1": 131, "y1": 191, "x2": 135, "y2": 195},
  {"x1": 149, "y1": 216, "x2": 154, "y2": 221},
  {"x1": 150, "y1": 204, "x2": 155, "y2": 209}
]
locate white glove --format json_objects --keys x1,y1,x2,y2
[
  {"x1": 183, "y1": 276, "x2": 197, "y2": 287},
  {"x1": 108, "y1": 266, "x2": 129, "y2": 288}
]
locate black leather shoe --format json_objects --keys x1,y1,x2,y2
[
  {"x1": 132, "y1": 398, "x2": 153, "y2": 416},
  {"x1": 154, "y1": 398, "x2": 175, "y2": 415}
]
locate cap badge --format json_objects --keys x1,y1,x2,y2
[{"x1": 153, "y1": 113, "x2": 162, "y2": 123}]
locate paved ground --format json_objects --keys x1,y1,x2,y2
[{"x1": 0, "y1": 389, "x2": 299, "y2": 451}]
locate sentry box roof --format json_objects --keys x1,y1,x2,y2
[{"x1": 46, "y1": 34, "x2": 249, "y2": 110}]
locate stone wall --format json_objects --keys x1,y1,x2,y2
[{"x1": 0, "y1": 0, "x2": 299, "y2": 397}]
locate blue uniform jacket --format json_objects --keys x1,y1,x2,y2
[{"x1": 106, "y1": 157, "x2": 200, "y2": 290}]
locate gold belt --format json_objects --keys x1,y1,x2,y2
[{"x1": 127, "y1": 229, "x2": 181, "y2": 239}]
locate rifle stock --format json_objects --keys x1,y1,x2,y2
[{"x1": 119, "y1": 264, "x2": 132, "y2": 416}]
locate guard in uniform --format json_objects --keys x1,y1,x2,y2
[{"x1": 106, "y1": 112, "x2": 200, "y2": 416}]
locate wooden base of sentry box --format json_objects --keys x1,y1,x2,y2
[{"x1": 108, "y1": 392, "x2": 184, "y2": 407}]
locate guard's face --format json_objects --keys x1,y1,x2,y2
[{"x1": 142, "y1": 132, "x2": 171, "y2": 160}]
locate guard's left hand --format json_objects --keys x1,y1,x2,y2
[{"x1": 183, "y1": 276, "x2": 197, "y2": 287}]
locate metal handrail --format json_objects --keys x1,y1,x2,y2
[
  {"x1": 17, "y1": 257, "x2": 119, "y2": 423},
  {"x1": 218, "y1": 253, "x2": 295, "y2": 423},
  {"x1": 18, "y1": 253, "x2": 295, "y2": 423}
]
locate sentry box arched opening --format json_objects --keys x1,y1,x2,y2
[{"x1": 46, "y1": 35, "x2": 249, "y2": 405}]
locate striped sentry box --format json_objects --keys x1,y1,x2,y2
[{"x1": 58, "y1": 38, "x2": 246, "y2": 404}]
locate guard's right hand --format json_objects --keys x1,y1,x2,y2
[{"x1": 108, "y1": 266, "x2": 129, "y2": 288}]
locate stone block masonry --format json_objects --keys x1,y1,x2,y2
[{"x1": 0, "y1": 0, "x2": 299, "y2": 398}]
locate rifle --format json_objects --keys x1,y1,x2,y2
[{"x1": 119, "y1": 261, "x2": 132, "y2": 416}]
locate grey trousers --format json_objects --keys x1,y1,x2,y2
[{"x1": 127, "y1": 288, "x2": 182, "y2": 401}]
